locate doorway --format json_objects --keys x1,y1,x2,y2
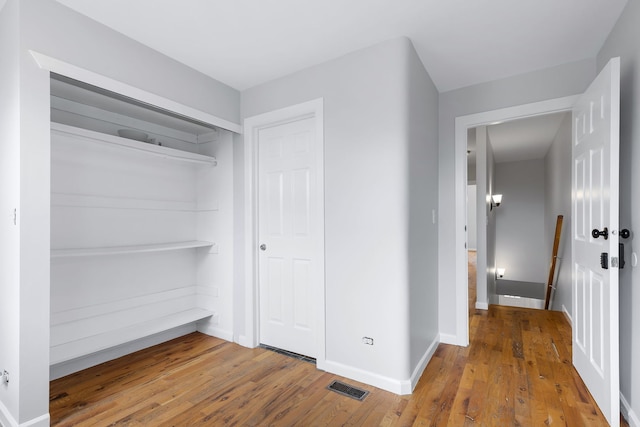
[
  {"x1": 454, "y1": 95, "x2": 579, "y2": 346},
  {"x1": 243, "y1": 99, "x2": 326, "y2": 368},
  {"x1": 467, "y1": 112, "x2": 571, "y2": 312}
]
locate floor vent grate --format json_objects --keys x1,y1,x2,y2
[
  {"x1": 327, "y1": 380, "x2": 369, "y2": 401},
  {"x1": 259, "y1": 344, "x2": 316, "y2": 364}
]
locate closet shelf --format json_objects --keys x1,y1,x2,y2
[
  {"x1": 50, "y1": 308, "x2": 214, "y2": 365},
  {"x1": 51, "y1": 240, "x2": 214, "y2": 258},
  {"x1": 51, "y1": 123, "x2": 217, "y2": 165}
]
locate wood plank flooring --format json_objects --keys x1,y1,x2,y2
[{"x1": 50, "y1": 253, "x2": 628, "y2": 425}]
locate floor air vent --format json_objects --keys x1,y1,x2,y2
[
  {"x1": 327, "y1": 380, "x2": 369, "y2": 401},
  {"x1": 259, "y1": 344, "x2": 316, "y2": 364}
]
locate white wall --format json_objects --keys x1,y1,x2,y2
[
  {"x1": 438, "y1": 59, "x2": 596, "y2": 342},
  {"x1": 0, "y1": 1, "x2": 21, "y2": 424},
  {"x1": 0, "y1": 1, "x2": 240, "y2": 424},
  {"x1": 241, "y1": 37, "x2": 440, "y2": 393},
  {"x1": 598, "y1": 1, "x2": 640, "y2": 424},
  {"x1": 543, "y1": 114, "x2": 572, "y2": 314},
  {"x1": 495, "y1": 159, "x2": 546, "y2": 283},
  {"x1": 467, "y1": 185, "x2": 477, "y2": 250},
  {"x1": 475, "y1": 127, "x2": 488, "y2": 307}
]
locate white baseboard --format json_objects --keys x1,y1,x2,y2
[
  {"x1": 0, "y1": 399, "x2": 15, "y2": 427},
  {"x1": 439, "y1": 332, "x2": 463, "y2": 346},
  {"x1": 196, "y1": 323, "x2": 233, "y2": 342},
  {"x1": 561, "y1": 304, "x2": 573, "y2": 326},
  {"x1": 322, "y1": 336, "x2": 438, "y2": 396},
  {"x1": 0, "y1": 400, "x2": 49, "y2": 427},
  {"x1": 323, "y1": 360, "x2": 409, "y2": 395},
  {"x1": 621, "y1": 392, "x2": 640, "y2": 427},
  {"x1": 235, "y1": 334, "x2": 255, "y2": 348},
  {"x1": 50, "y1": 324, "x2": 196, "y2": 380},
  {"x1": 475, "y1": 301, "x2": 489, "y2": 310},
  {"x1": 408, "y1": 336, "x2": 439, "y2": 392}
]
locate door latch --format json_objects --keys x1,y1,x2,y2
[
  {"x1": 592, "y1": 227, "x2": 609, "y2": 240},
  {"x1": 600, "y1": 252, "x2": 608, "y2": 269}
]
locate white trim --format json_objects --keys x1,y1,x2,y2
[
  {"x1": 323, "y1": 360, "x2": 410, "y2": 395},
  {"x1": 453, "y1": 95, "x2": 579, "y2": 346},
  {"x1": 0, "y1": 400, "x2": 49, "y2": 427},
  {"x1": 562, "y1": 304, "x2": 573, "y2": 326},
  {"x1": 475, "y1": 301, "x2": 489, "y2": 310},
  {"x1": 438, "y1": 333, "x2": 460, "y2": 345},
  {"x1": 621, "y1": 392, "x2": 640, "y2": 427},
  {"x1": 408, "y1": 336, "x2": 439, "y2": 393},
  {"x1": 29, "y1": 50, "x2": 241, "y2": 134},
  {"x1": 196, "y1": 322, "x2": 234, "y2": 343},
  {"x1": 242, "y1": 99, "x2": 325, "y2": 369}
]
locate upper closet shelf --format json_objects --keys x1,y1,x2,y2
[
  {"x1": 51, "y1": 240, "x2": 215, "y2": 258},
  {"x1": 51, "y1": 123, "x2": 217, "y2": 166}
]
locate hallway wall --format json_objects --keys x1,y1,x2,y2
[
  {"x1": 495, "y1": 159, "x2": 546, "y2": 283},
  {"x1": 543, "y1": 114, "x2": 572, "y2": 315}
]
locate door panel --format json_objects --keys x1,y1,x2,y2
[
  {"x1": 572, "y1": 57, "x2": 620, "y2": 426},
  {"x1": 258, "y1": 117, "x2": 318, "y2": 358}
]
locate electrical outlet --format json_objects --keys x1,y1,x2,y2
[{"x1": 362, "y1": 337, "x2": 374, "y2": 345}]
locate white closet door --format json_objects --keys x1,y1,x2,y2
[{"x1": 258, "y1": 117, "x2": 319, "y2": 358}]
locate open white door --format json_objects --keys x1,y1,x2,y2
[{"x1": 572, "y1": 57, "x2": 620, "y2": 426}]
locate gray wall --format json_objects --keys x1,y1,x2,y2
[
  {"x1": 241, "y1": 37, "x2": 440, "y2": 391},
  {"x1": 467, "y1": 185, "x2": 477, "y2": 251},
  {"x1": 598, "y1": 0, "x2": 640, "y2": 423},
  {"x1": 438, "y1": 59, "x2": 596, "y2": 340},
  {"x1": 406, "y1": 39, "x2": 440, "y2": 375},
  {"x1": 543, "y1": 114, "x2": 572, "y2": 314},
  {"x1": 495, "y1": 159, "x2": 546, "y2": 283},
  {"x1": 485, "y1": 137, "x2": 498, "y2": 304}
]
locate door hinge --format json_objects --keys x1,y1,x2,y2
[{"x1": 13, "y1": 208, "x2": 16, "y2": 225}]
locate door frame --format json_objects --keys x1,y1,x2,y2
[
  {"x1": 452, "y1": 95, "x2": 578, "y2": 346},
  {"x1": 243, "y1": 99, "x2": 326, "y2": 369}
]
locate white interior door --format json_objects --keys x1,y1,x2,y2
[
  {"x1": 258, "y1": 116, "x2": 320, "y2": 358},
  {"x1": 572, "y1": 57, "x2": 620, "y2": 426}
]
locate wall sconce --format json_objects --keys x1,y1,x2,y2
[
  {"x1": 496, "y1": 267, "x2": 506, "y2": 279},
  {"x1": 491, "y1": 194, "x2": 503, "y2": 210}
]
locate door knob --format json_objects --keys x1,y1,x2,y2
[
  {"x1": 592, "y1": 227, "x2": 609, "y2": 240},
  {"x1": 620, "y1": 229, "x2": 631, "y2": 239},
  {"x1": 259, "y1": 244, "x2": 267, "y2": 251}
]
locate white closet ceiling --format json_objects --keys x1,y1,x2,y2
[{"x1": 54, "y1": 0, "x2": 627, "y2": 92}]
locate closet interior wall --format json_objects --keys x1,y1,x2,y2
[{"x1": 49, "y1": 76, "x2": 235, "y2": 379}]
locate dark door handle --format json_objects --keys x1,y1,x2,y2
[
  {"x1": 620, "y1": 229, "x2": 630, "y2": 239},
  {"x1": 592, "y1": 227, "x2": 609, "y2": 240}
]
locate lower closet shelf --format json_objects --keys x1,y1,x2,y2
[{"x1": 50, "y1": 308, "x2": 213, "y2": 365}]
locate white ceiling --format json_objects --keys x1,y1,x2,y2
[
  {"x1": 488, "y1": 112, "x2": 569, "y2": 164},
  {"x1": 54, "y1": 0, "x2": 627, "y2": 92},
  {"x1": 467, "y1": 112, "x2": 568, "y2": 166}
]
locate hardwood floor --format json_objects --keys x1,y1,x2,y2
[{"x1": 50, "y1": 255, "x2": 628, "y2": 426}]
